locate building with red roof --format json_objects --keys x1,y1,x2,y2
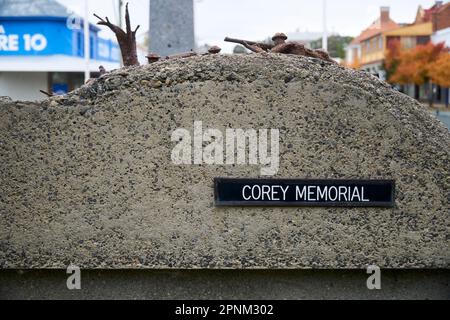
[{"x1": 346, "y1": 7, "x2": 399, "y2": 79}]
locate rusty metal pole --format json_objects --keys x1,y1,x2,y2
[
  {"x1": 84, "y1": 0, "x2": 90, "y2": 83},
  {"x1": 118, "y1": 0, "x2": 124, "y2": 67},
  {"x1": 322, "y1": 0, "x2": 328, "y2": 52},
  {"x1": 118, "y1": 0, "x2": 123, "y2": 29}
]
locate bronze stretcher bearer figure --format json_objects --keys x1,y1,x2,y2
[{"x1": 225, "y1": 33, "x2": 336, "y2": 63}]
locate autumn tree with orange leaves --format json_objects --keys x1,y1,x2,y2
[
  {"x1": 385, "y1": 41, "x2": 449, "y2": 107},
  {"x1": 384, "y1": 39, "x2": 402, "y2": 80},
  {"x1": 430, "y1": 53, "x2": 450, "y2": 108},
  {"x1": 429, "y1": 53, "x2": 450, "y2": 87}
]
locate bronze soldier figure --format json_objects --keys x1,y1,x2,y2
[
  {"x1": 242, "y1": 32, "x2": 287, "y2": 53},
  {"x1": 146, "y1": 52, "x2": 161, "y2": 63},
  {"x1": 226, "y1": 33, "x2": 336, "y2": 63},
  {"x1": 207, "y1": 45, "x2": 222, "y2": 54}
]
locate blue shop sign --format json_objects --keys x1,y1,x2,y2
[{"x1": 0, "y1": 16, "x2": 119, "y2": 62}]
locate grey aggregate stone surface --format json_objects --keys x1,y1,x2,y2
[{"x1": 0, "y1": 54, "x2": 448, "y2": 269}]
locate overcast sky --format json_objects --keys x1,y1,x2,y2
[{"x1": 58, "y1": 0, "x2": 440, "y2": 52}]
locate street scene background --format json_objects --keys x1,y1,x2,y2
[{"x1": 0, "y1": 0, "x2": 449, "y2": 128}]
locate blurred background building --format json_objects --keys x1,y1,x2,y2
[
  {"x1": 0, "y1": 0, "x2": 120, "y2": 101},
  {"x1": 346, "y1": 1, "x2": 450, "y2": 108},
  {"x1": 346, "y1": 6, "x2": 399, "y2": 80},
  {"x1": 430, "y1": 1, "x2": 450, "y2": 46}
]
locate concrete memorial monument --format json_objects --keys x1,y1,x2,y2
[{"x1": 0, "y1": 53, "x2": 449, "y2": 298}]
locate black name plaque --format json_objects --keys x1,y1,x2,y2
[{"x1": 214, "y1": 178, "x2": 395, "y2": 207}]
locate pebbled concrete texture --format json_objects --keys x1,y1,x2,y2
[{"x1": 0, "y1": 54, "x2": 449, "y2": 269}]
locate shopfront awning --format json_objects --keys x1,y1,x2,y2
[{"x1": 0, "y1": 55, "x2": 120, "y2": 72}]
